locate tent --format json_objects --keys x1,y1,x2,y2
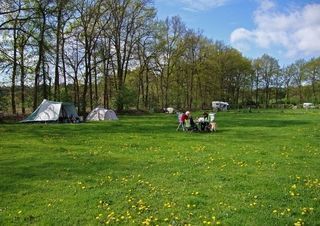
[
  {"x1": 86, "y1": 107, "x2": 118, "y2": 121},
  {"x1": 21, "y1": 99, "x2": 78, "y2": 123}
]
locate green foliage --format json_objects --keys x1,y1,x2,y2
[
  {"x1": 0, "y1": 89, "x2": 9, "y2": 112},
  {"x1": 1, "y1": 110, "x2": 320, "y2": 225},
  {"x1": 115, "y1": 86, "x2": 137, "y2": 110}
]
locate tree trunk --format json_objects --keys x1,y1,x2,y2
[
  {"x1": 33, "y1": 7, "x2": 46, "y2": 110},
  {"x1": 255, "y1": 70, "x2": 259, "y2": 107},
  {"x1": 145, "y1": 68, "x2": 149, "y2": 109},
  {"x1": 42, "y1": 54, "x2": 47, "y2": 99},
  {"x1": 82, "y1": 51, "x2": 89, "y2": 114},
  {"x1": 19, "y1": 43, "x2": 25, "y2": 114},
  {"x1": 54, "y1": 5, "x2": 62, "y2": 101},
  {"x1": 94, "y1": 55, "x2": 98, "y2": 106},
  {"x1": 103, "y1": 58, "x2": 109, "y2": 109},
  {"x1": 11, "y1": 20, "x2": 17, "y2": 114},
  {"x1": 61, "y1": 32, "x2": 68, "y2": 99}
]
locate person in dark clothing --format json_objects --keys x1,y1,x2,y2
[{"x1": 200, "y1": 112, "x2": 210, "y2": 131}]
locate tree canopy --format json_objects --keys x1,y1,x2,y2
[{"x1": 1, "y1": 0, "x2": 320, "y2": 114}]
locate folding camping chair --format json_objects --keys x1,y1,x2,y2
[{"x1": 207, "y1": 113, "x2": 217, "y2": 132}]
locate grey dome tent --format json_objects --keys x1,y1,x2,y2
[
  {"x1": 86, "y1": 107, "x2": 118, "y2": 121},
  {"x1": 21, "y1": 99, "x2": 78, "y2": 122}
]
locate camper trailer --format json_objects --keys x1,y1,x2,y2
[
  {"x1": 303, "y1": 103, "x2": 315, "y2": 109},
  {"x1": 212, "y1": 101, "x2": 229, "y2": 111}
]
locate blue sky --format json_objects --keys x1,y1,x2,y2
[{"x1": 154, "y1": 0, "x2": 320, "y2": 66}]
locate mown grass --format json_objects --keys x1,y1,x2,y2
[{"x1": 0, "y1": 109, "x2": 319, "y2": 225}]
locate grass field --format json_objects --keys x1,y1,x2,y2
[{"x1": 0, "y1": 110, "x2": 319, "y2": 225}]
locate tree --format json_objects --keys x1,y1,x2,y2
[
  {"x1": 0, "y1": 0, "x2": 26, "y2": 114},
  {"x1": 254, "y1": 54, "x2": 280, "y2": 108},
  {"x1": 304, "y1": 57, "x2": 320, "y2": 103},
  {"x1": 292, "y1": 59, "x2": 306, "y2": 104},
  {"x1": 53, "y1": 0, "x2": 74, "y2": 101},
  {"x1": 108, "y1": 0, "x2": 156, "y2": 112},
  {"x1": 75, "y1": 0, "x2": 106, "y2": 113},
  {"x1": 153, "y1": 16, "x2": 185, "y2": 109},
  {"x1": 282, "y1": 64, "x2": 295, "y2": 104},
  {"x1": 29, "y1": 0, "x2": 53, "y2": 110}
]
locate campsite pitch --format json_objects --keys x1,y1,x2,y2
[{"x1": 0, "y1": 110, "x2": 319, "y2": 225}]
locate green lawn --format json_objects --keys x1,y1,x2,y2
[{"x1": 0, "y1": 110, "x2": 319, "y2": 225}]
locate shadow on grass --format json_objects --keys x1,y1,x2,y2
[
  {"x1": 222, "y1": 118, "x2": 310, "y2": 128},
  {"x1": 0, "y1": 149, "x2": 151, "y2": 194}
]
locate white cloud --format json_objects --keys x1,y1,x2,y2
[
  {"x1": 230, "y1": 1, "x2": 320, "y2": 59},
  {"x1": 178, "y1": 0, "x2": 229, "y2": 12}
]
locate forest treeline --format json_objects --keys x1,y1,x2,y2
[{"x1": 0, "y1": 0, "x2": 320, "y2": 115}]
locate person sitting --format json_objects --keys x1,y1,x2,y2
[
  {"x1": 200, "y1": 112, "x2": 210, "y2": 131},
  {"x1": 189, "y1": 114, "x2": 199, "y2": 131}
]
